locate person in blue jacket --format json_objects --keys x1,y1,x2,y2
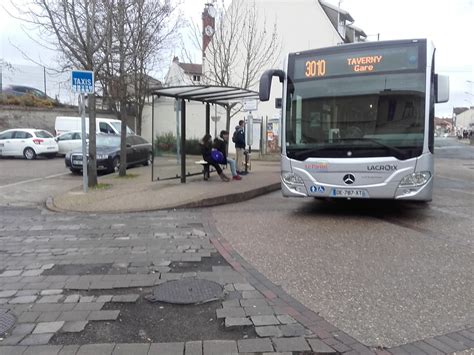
[
  {"x1": 214, "y1": 130, "x2": 242, "y2": 180},
  {"x1": 233, "y1": 120, "x2": 246, "y2": 174}
]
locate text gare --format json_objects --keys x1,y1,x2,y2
[{"x1": 347, "y1": 55, "x2": 383, "y2": 73}]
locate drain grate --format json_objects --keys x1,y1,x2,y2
[
  {"x1": 147, "y1": 279, "x2": 223, "y2": 305},
  {"x1": 0, "y1": 310, "x2": 16, "y2": 335}
]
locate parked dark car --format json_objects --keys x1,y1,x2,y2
[
  {"x1": 2, "y1": 85, "x2": 52, "y2": 100},
  {"x1": 65, "y1": 134, "x2": 152, "y2": 174}
]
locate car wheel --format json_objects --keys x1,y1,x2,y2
[
  {"x1": 23, "y1": 147, "x2": 37, "y2": 160},
  {"x1": 112, "y1": 156, "x2": 120, "y2": 173},
  {"x1": 70, "y1": 168, "x2": 81, "y2": 175},
  {"x1": 144, "y1": 152, "x2": 153, "y2": 166}
]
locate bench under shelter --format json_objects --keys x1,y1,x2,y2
[{"x1": 150, "y1": 85, "x2": 258, "y2": 183}]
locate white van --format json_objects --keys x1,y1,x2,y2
[{"x1": 55, "y1": 116, "x2": 134, "y2": 136}]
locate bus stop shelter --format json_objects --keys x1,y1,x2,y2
[{"x1": 150, "y1": 85, "x2": 259, "y2": 183}]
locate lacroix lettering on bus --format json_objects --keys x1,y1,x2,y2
[{"x1": 367, "y1": 164, "x2": 397, "y2": 171}]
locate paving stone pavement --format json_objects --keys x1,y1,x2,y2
[{"x1": 1, "y1": 206, "x2": 471, "y2": 354}]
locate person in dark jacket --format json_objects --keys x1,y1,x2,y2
[
  {"x1": 214, "y1": 130, "x2": 242, "y2": 180},
  {"x1": 233, "y1": 120, "x2": 246, "y2": 174},
  {"x1": 200, "y1": 134, "x2": 229, "y2": 182}
]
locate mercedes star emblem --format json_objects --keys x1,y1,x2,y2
[{"x1": 343, "y1": 174, "x2": 355, "y2": 185}]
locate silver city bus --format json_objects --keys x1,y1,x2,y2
[{"x1": 259, "y1": 39, "x2": 449, "y2": 201}]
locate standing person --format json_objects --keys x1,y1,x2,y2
[
  {"x1": 200, "y1": 134, "x2": 230, "y2": 182},
  {"x1": 214, "y1": 130, "x2": 242, "y2": 181},
  {"x1": 233, "y1": 120, "x2": 246, "y2": 174}
]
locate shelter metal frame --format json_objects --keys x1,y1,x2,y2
[{"x1": 150, "y1": 85, "x2": 258, "y2": 183}]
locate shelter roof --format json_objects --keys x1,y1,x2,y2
[{"x1": 151, "y1": 85, "x2": 259, "y2": 106}]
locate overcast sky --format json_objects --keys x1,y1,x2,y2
[{"x1": 1, "y1": 0, "x2": 473, "y2": 116}]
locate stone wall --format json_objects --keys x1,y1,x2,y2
[{"x1": 0, "y1": 106, "x2": 123, "y2": 135}]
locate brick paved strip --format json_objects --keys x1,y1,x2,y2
[
  {"x1": 19, "y1": 333, "x2": 54, "y2": 346},
  {"x1": 237, "y1": 338, "x2": 274, "y2": 353},
  {"x1": 412, "y1": 341, "x2": 445, "y2": 354},
  {"x1": 307, "y1": 338, "x2": 338, "y2": 354},
  {"x1": 149, "y1": 342, "x2": 184, "y2": 354},
  {"x1": 446, "y1": 332, "x2": 474, "y2": 348},
  {"x1": 58, "y1": 345, "x2": 80, "y2": 355},
  {"x1": 272, "y1": 337, "x2": 311, "y2": 352},
  {"x1": 32, "y1": 321, "x2": 65, "y2": 334},
  {"x1": 459, "y1": 330, "x2": 474, "y2": 341},
  {"x1": 22, "y1": 345, "x2": 62, "y2": 355},
  {"x1": 225, "y1": 317, "x2": 252, "y2": 328},
  {"x1": 185, "y1": 341, "x2": 203, "y2": 355},
  {"x1": 0, "y1": 347, "x2": 28, "y2": 355},
  {"x1": 0, "y1": 335, "x2": 27, "y2": 346},
  {"x1": 423, "y1": 338, "x2": 457, "y2": 353},
  {"x1": 112, "y1": 343, "x2": 150, "y2": 355},
  {"x1": 87, "y1": 310, "x2": 120, "y2": 321},
  {"x1": 435, "y1": 335, "x2": 468, "y2": 351},
  {"x1": 400, "y1": 343, "x2": 427, "y2": 354},
  {"x1": 61, "y1": 321, "x2": 88, "y2": 333},
  {"x1": 250, "y1": 315, "x2": 279, "y2": 326},
  {"x1": 76, "y1": 343, "x2": 115, "y2": 355},
  {"x1": 203, "y1": 340, "x2": 238, "y2": 354}
]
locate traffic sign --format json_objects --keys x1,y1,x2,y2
[
  {"x1": 71, "y1": 70, "x2": 94, "y2": 94},
  {"x1": 242, "y1": 98, "x2": 258, "y2": 112}
]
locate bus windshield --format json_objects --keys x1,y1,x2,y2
[{"x1": 285, "y1": 43, "x2": 427, "y2": 161}]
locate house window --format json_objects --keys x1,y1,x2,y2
[{"x1": 193, "y1": 75, "x2": 201, "y2": 82}]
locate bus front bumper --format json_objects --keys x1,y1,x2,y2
[{"x1": 281, "y1": 176, "x2": 433, "y2": 201}]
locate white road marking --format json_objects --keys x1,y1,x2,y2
[{"x1": 0, "y1": 172, "x2": 70, "y2": 189}]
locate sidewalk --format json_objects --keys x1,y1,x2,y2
[{"x1": 50, "y1": 160, "x2": 281, "y2": 213}]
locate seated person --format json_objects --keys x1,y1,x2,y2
[
  {"x1": 213, "y1": 130, "x2": 242, "y2": 181},
  {"x1": 200, "y1": 134, "x2": 229, "y2": 182}
]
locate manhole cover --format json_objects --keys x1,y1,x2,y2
[
  {"x1": 0, "y1": 310, "x2": 16, "y2": 335},
  {"x1": 147, "y1": 279, "x2": 223, "y2": 304}
]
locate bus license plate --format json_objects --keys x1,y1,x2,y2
[
  {"x1": 73, "y1": 160, "x2": 83, "y2": 165},
  {"x1": 331, "y1": 189, "x2": 368, "y2": 198}
]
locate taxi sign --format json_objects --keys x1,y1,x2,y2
[{"x1": 71, "y1": 70, "x2": 94, "y2": 93}]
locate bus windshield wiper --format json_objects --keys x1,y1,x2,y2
[{"x1": 339, "y1": 138, "x2": 408, "y2": 159}]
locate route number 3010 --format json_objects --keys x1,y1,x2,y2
[{"x1": 305, "y1": 59, "x2": 326, "y2": 78}]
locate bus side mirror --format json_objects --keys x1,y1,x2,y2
[
  {"x1": 259, "y1": 69, "x2": 286, "y2": 102},
  {"x1": 436, "y1": 74, "x2": 449, "y2": 103}
]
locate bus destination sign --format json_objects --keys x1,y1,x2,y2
[{"x1": 295, "y1": 44, "x2": 420, "y2": 80}]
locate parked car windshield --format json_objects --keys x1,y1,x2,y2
[
  {"x1": 110, "y1": 122, "x2": 134, "y2": 135},
  {"x1": 96, "y1": 135, "x2": 120, "y2": 147},
  {"x1": 35, "y1": 130, "x2": 54, "y2": 138}
]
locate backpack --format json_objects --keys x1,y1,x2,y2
[
  {"x1": 211, "y1": 149, "x2": 225, "y2": 164},
  {"x1": 232, "y1": 131, "x2": 237, "y2": 143}
]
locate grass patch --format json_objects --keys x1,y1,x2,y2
[
  {"x1": 92, "y1": 183, "x2": 112, "y2": 190},
  {"x1": 115, "y1": 173, "x2": 139, "y2": 179}
]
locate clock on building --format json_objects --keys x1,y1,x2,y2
[{"x1": 204, "y1": 25, "x2": 214, "y2": 37}]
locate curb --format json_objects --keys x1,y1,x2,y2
[{"x1": 45, "y1": 183, "x2": 281, "y2": 214}]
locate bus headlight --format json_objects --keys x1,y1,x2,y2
[
  {"x1": 399, "y1": 171, "x2": 431, "y2": 187},
  {"x1": 282, "y1": 172, "x2": 305, "y2": 187}
]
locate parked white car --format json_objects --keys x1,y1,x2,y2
[
  {"x1": 55, "y1": 131, "x2": 87, "y2": 156},
  {"x1": 0, "y1": 129, "x2": 58, "y2": 160}
]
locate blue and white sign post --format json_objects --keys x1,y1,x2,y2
[{"x1": 71, "y1": 70, "x2": 94, "y2": 193}]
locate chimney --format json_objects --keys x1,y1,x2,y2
[{"x1": 173, "y1": 56, "x2": 179, "y2": 63}]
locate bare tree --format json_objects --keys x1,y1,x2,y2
[
  {"x1": 18, "y1": 0, "x2": 113, "y2": 187},
  {"x1": 127, "y1": 0, "x2": 179, "y2": 136},
  {"x1": 186, "y1": 0, "x2": 281, "y2": 131},
  {"x1": 99, "y1": 0, "x2": 179, "y2": 176},
  {"x1": 204, "y1": 0, "x2": 281, "y2": 88}
]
